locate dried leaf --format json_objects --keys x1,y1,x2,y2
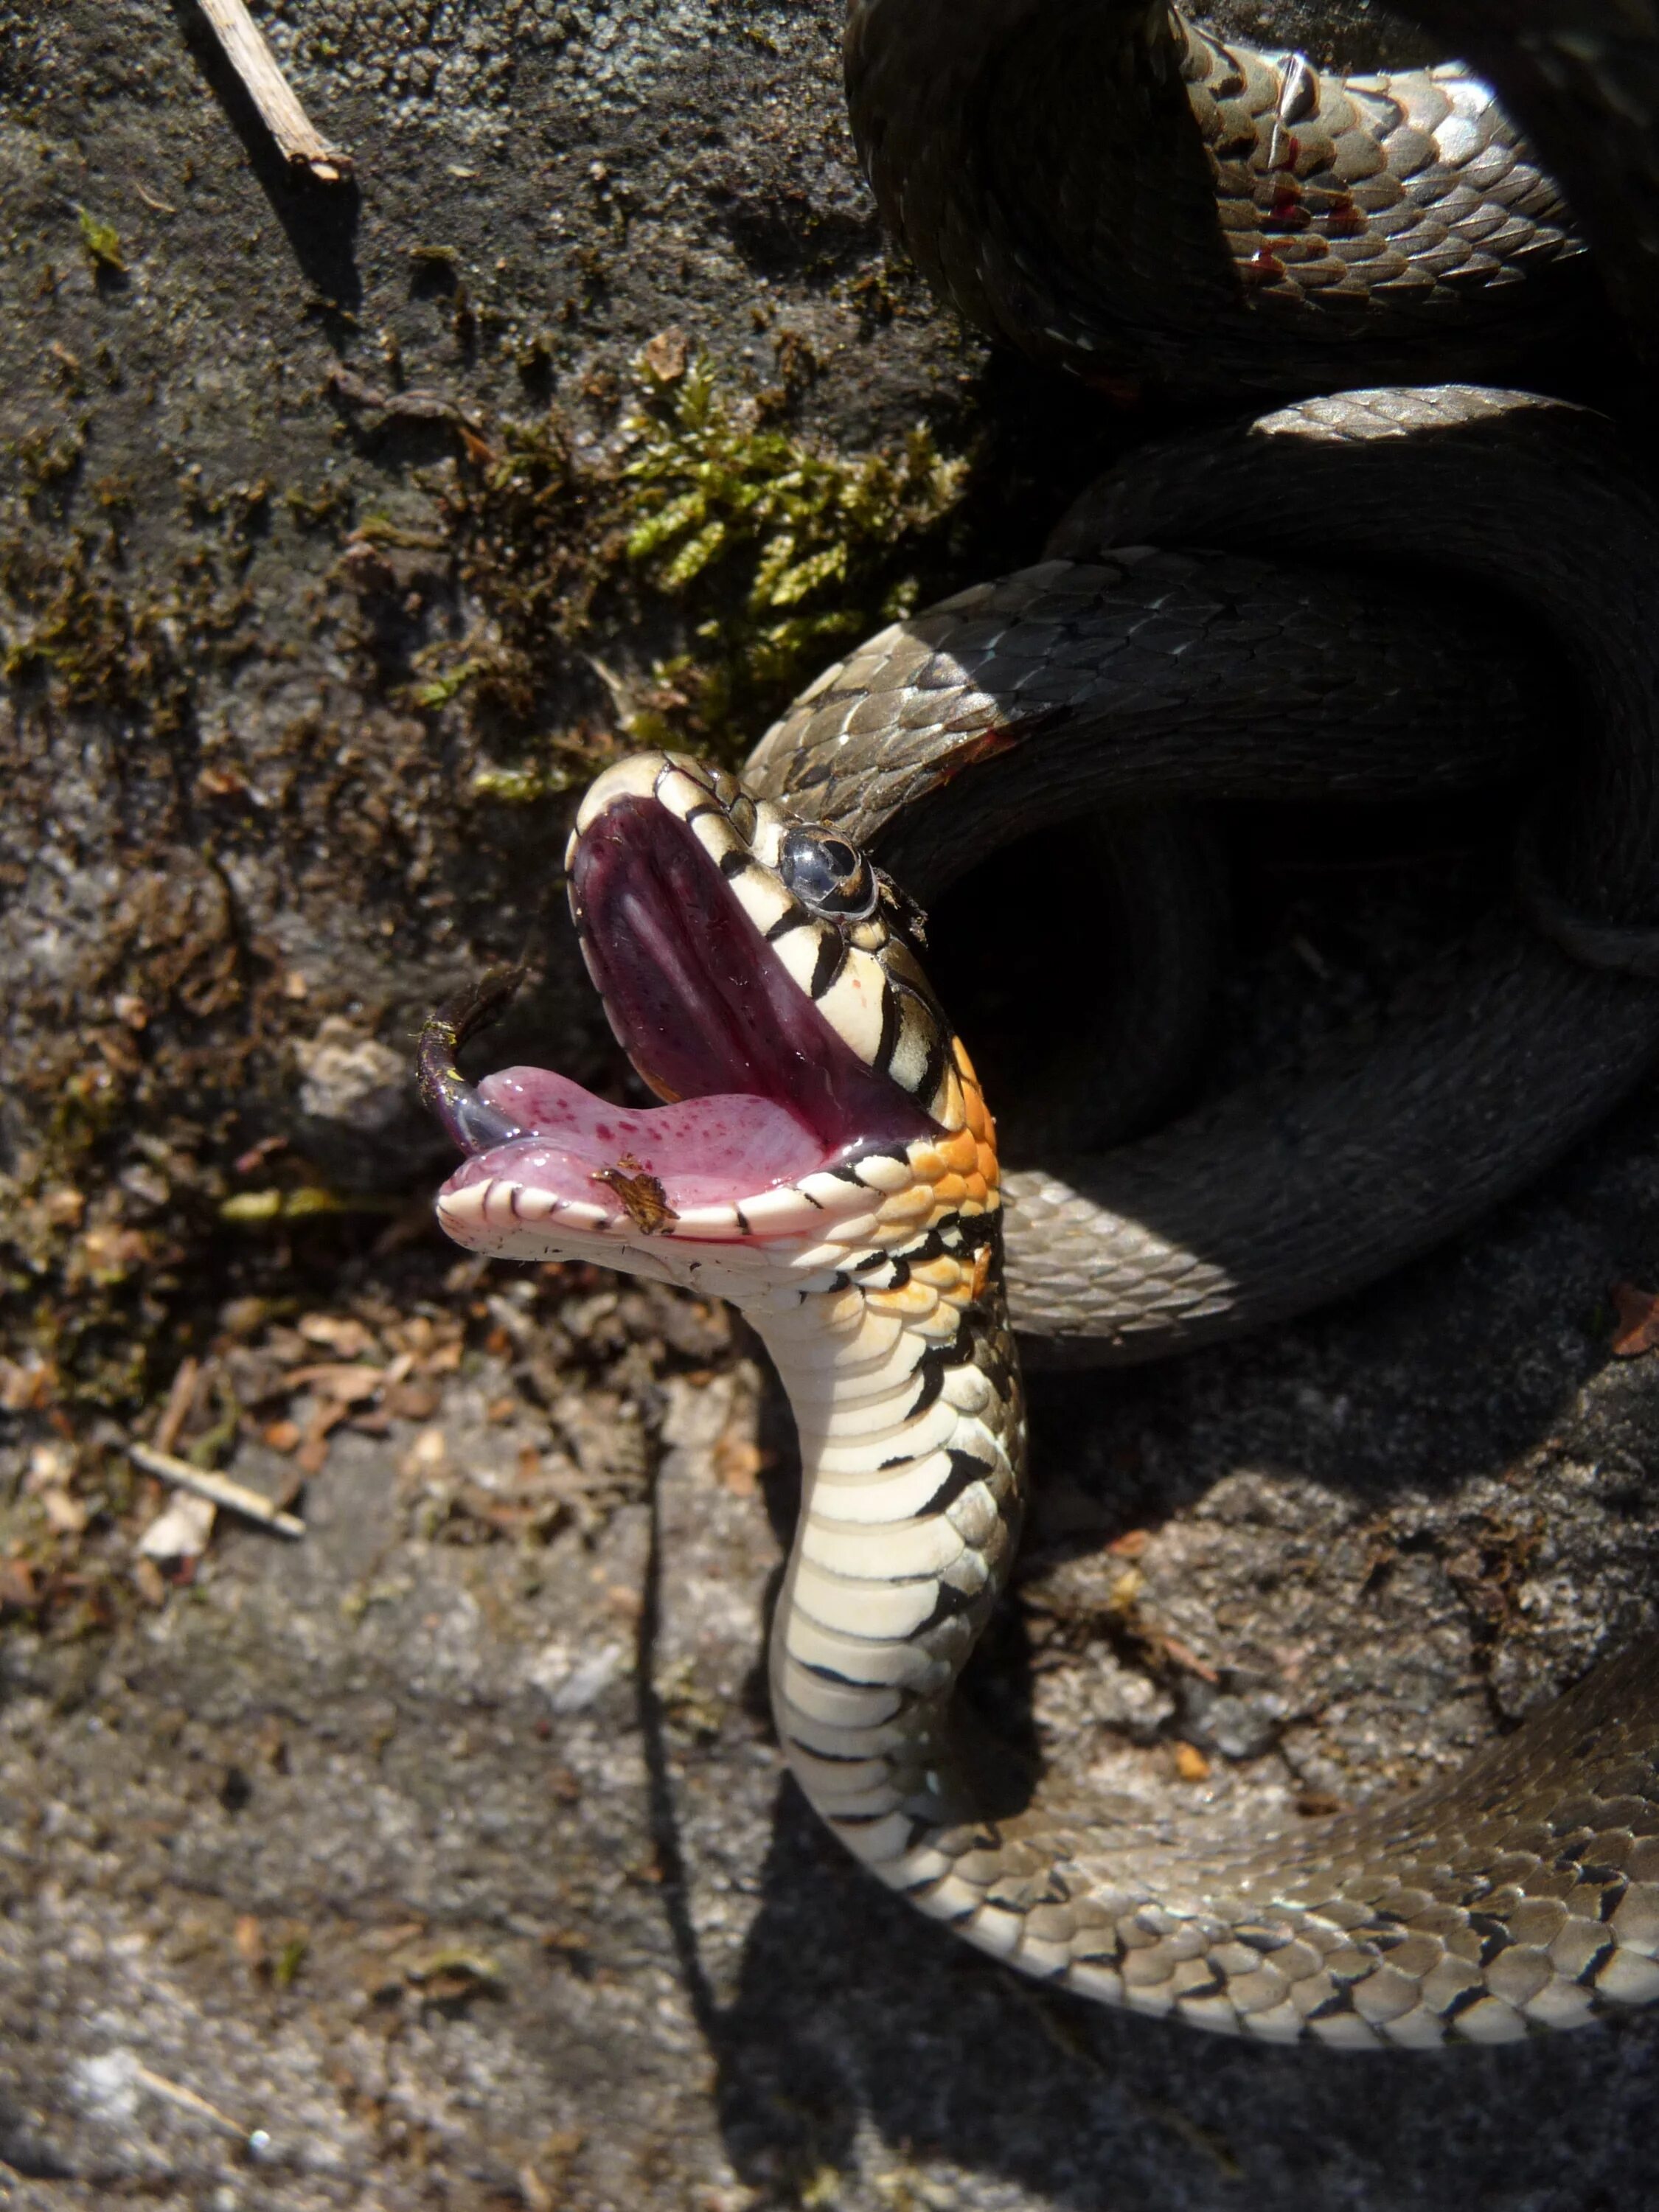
[
  {"x1": 1159, "y1": 1633, "x2": 1220, "y2": 1685},
  {"x1": 286, "y1": 1361, "x2": 383, "y2": 1404},
  {"x1": 297, "y1": 1312, "x2": 375, "y2": 1360},
  {"x1": 384, "y1": 1379, "x2": 441, "y2": 1421},
  {"x1": 25, "y1": 1441, "x2": 73, "y2": 1492},
  {"x1": 1611, "y1": 1281, "x2": 1659, "y2": 1358},
  {"x1": 133, "y1": 1556, "x2": 167, "y2": 1607},
  {"x1": 0, "y1": 1357, "x2": 53, "y2": 1413},
  {"x1": 591, "y1": 1153, "x2": 679, "y2": 1232},
  {"x1": 401, "y1": 1426, "x2": 448, "y2": 1480},
  {"x1": 519, "y1": 2164, "x2": 556, "y2": 2212},
  {"x1": 41, "y1": 1185, "x2": 85, "y2": 1228},
  {"x1": 297, "y1": 1400, "x2": 349, "y2": 1475},
  {"x1": 0, "y1": 1559, "x2": 38, "y2": 1611},
  {"x1": 153, "y1": 1357, "x2": 202, "y2": 1455},
  {"x1": 41, "y1": 1487, "x2": 89, "y2": 1536},
  {"x1": 713, "y1": 1435, "x2": 762, "y2": 1498},
  {"x1": 640, "y1": 326, "x2": 688, "y2": 382},
  {"x1": 360, "y1": 1920, "x2": 427, "y2": 1954},
  {"x1": 138, "y1": 1493, "x2": 217, "y2": 1561}
]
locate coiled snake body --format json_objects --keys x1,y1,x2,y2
[
  {"x1": 748, "y1": 384, "x2": 1659, "y2": 1358},
  {"x1": 420, "y1": 3, "x2": 1659, "y2": 2046}
]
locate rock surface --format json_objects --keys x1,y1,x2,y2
[{"x1": 1, "y1": 4, "x2": 1657, "y2": 2210}]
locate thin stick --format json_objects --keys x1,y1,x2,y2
[
  {"x1": 192, "y1": 0, "x2": 352, "y2": 183},
  {"x1": 153, "y1": 1356, "x2": 201, "y2": 1458},
  {"x1": 127, "y1": 1441, "x2": 306, "y2": 1540},
  {"x1": 131, "y1": 2063, "x2": 255, "y2": 2146}
]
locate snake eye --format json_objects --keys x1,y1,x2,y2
[{"x1": 779, "y1": 827, "x2": 880, "y2": 920}]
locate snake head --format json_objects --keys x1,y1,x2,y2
[{"x1": 424, "y1": 751, "x2": 998, "y2": 1295}]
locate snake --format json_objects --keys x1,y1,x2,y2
[
  {"x1": 844, "y1": 0, "x2": 1659, "y2": 390},
  {"x1": 420, "y1": 750, "x2": 1659, "y2": 2045},
  {"x1": 408, "y1": 0, "x2": 1659, "y2": 2048}
]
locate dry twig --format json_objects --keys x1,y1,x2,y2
[
  {"x1": 126, "y1": 1441, "x2": 307, "y2": 1540},
  {"x1": 131, "y1": 2062, "x2": 257, "y2": 2145},
  {"x1": 193, "y1": 0, "x2": 352, "y2": 183}
]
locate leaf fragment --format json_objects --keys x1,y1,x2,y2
[{"x1": 1611, "y1": 1281, "x2": 1659, "y2": 1357}]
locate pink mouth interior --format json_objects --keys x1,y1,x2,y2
[
  {"x1": 433, "y1": 792, "x2": 937, "y2": 1235},
  {"x1": 442, "y1": 1068, "x2": 827, "y2": 1213}
]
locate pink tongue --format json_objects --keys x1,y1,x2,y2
[{"x1": 469, "y1": 1066, "x2": 826, "y2": 1204}]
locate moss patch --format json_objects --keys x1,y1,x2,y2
[
  {"x1": 614, "y1": 345, "x2": 967, "y2": 757},
  {"x1": 414, "y1": 340, "x2": 970, "y2": 798}
]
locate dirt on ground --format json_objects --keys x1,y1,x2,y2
[{"x1": 1, "y1": 4, "x2": 1657, "y2": 2209}]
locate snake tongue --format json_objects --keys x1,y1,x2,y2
[{"x1": 441, "y1": 1067, "x2": 826, "y2": 1212}]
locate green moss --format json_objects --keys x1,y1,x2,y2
[
  {"x1": 0, "y1": 524, "x2": 260, "y2": 1417},
  {"x1": 615, "y1": 349, "x2": 967, "y2": 760},
  {"x1": 273, "y1": 1933, "x2": 309, "y2": 1989},
  {"x1": 426, "y1": 346, "x2": 970, "y2": 795},
  {"x1": 420, "y1": 404, "x2": 618, "y2": 753},
  {"x1": 0, "y1": 532, "x2": 250, "y2": 727},
  {"x1": 409, "y1": 654, "x2": 484, "y2": 709},
  {"x1": 468, "y1": 759, "x2": 580, "y2": 803},
  {"x1": 0, "y1": 349, "x2": 975, "y2": 1433},
  {"x1": 220, "y1": 1188, "x2": 403, "y2": 1224},
  {"x1": 76, "y1": 207, "x2": 125, "y2": 276},
  {"x1": 12, "y1": 416, "x2": 87, "y2": 501},
  {"x1": 283, "y1": 479, "x2": 355, "y2": 533}
]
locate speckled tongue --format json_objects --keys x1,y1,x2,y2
[{"x1": 443, "y1": 1065, "x2": 827, "y2": 1208}]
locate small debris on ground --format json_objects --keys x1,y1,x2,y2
[{"x1": 1611, "y1": 1280, "x2": 1659, "y2": 1357}]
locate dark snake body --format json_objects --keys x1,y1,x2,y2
[
  {"x1": 844, "y1": 0, "x2": 1659, "y2": 391},
  {"x1": 711, "y1": 0, "x2": 1659, "y2": 2047},
  {"x1": 735, "y1": 4, "x2": 1659, "y2": 2036}
]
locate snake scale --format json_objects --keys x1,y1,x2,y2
[{"x1": 419, "y1": 3, "x2": 1659, "y2": 2043}]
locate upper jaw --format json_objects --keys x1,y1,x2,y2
[{"x1": 567, "y1": 757, "x2": 938, "y2": 1155}]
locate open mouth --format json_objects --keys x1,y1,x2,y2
[{"x1": 426, "y1": 787, "x2": 936, "y2": 1240}]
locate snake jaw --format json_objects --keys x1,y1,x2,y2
[{"x1": 427, "y1": 751, "x2": 983, "y2": 1281}]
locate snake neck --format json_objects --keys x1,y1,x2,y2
[{"x1": 743, "y1": 1234, "x2": 1029, "y2": 1861}]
